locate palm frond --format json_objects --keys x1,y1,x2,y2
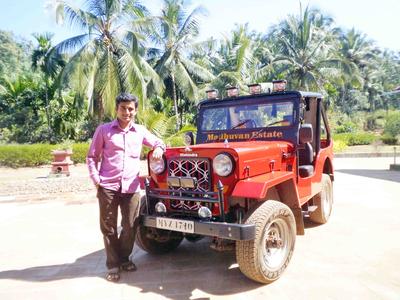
[
  {"x1": 55, "y1": 1, "x2": 96, "y2": 30},
  {"x1": 57, "y1": 40, "x2": 95, "y2": 89},
  {"x1": 174, "y1": 62, "x2": 197, "y2": 99},
  {"x1": 180, "y1": 56, "x2": 214, "y2": 82},
  {"x1": 177, "y1": 5, "x2": 205, "y2": 41},
  {"x1": 52, "y1": 34, "x2": 90, "y2": 55}
]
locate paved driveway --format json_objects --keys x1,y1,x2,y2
[{"x1": 0, "y1": 158, "x2": 399, "y2": 300}]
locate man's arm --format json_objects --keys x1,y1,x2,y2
[
  {"x1": 142, "y1": 127, "x2": 166, "y2": 159},
  {"x1": 86, "y1": 125, "x2": 104, "y2": 187}
]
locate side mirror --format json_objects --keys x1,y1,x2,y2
[
  {"x1": 184, "y1": 132, "x2": 195, "y2": 146},
  {"x1": 299, "y1": 124, "x2": 313, "y2": 144}
]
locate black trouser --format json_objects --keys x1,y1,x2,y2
[{"x1": 97, "y1": 187, "x2": 141, "y2": 270}]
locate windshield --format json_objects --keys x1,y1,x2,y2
[{"x1": 200, "y1": 101, "x2": 294, "y2": 131}]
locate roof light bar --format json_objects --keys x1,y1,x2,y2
[
  {"x1": 226, "y1": 86, "x2": 239, "y2": 98},
  {"x1": 272, "y1": 80, "x2": 287, "y2": 92},
  {"x1": 248, "y1": 83, "x2": 262, "y2": 95},
  {"x1": 206, "y1": 89, "x2": 218, "y2": 100}
]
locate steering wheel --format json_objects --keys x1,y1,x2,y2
[{"x1": 231, "y1": 119, "x2": 257, "y2": 129}]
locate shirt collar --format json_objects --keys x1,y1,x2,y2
[{"x1": 111, "y1": 119, "x2": 137, "y2": 132}]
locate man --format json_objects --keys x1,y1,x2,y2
[{"x1": 86, "y1": 92, "x2": 165, "y2": 282}]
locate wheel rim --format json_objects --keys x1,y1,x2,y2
[
  {"x1": 322, "y1": 182, "x2": 332, "y2": 219},
  {"x1": 260, "y1": 218, "x2": 292, "y2": 271}
]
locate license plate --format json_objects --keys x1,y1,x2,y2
[{"x1": 156, "y1": 217, "x2": 194, "y2": 233}]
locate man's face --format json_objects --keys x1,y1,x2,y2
[{"x1": 116, "y1": 101, "x2": 137, "y2": 126}]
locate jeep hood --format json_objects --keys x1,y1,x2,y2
[{"x1": 165, "y1": 141, "x2": 294, "y2": 179}]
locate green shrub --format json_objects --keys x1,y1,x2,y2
[
  {"x1": 332, "y1": 133, "x2": 351, "y2": 144},
  {"x1": 333, "y1": 132, "x2": 376, "y2": 146},
  {"x1": 334, "y1": 121, "x2": 357, "y2": 134},
  {"x1": 72, "y1": 143, "x2": 90, "y2": 164},
  {"x1": 348, "y1": 132, "x2": 376, "y2": 145},
  {"x1": 381, "y1": 135, "x2": 398, "y2": 145},
  {"x1": 0, "y1": 143, "x2": 90, "y2": 167},
  {"x1": 333, "y1": 139, "x2": 348, "y2": 153},
  {"x1": 384, "y1": 111, "x2": 400, "y2": 138},
  {"x1": 0, "y1": 144, "x2": 56, "y2": 168}
]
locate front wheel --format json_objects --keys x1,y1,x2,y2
[
  {"x1": 136, "y1": 226, "x2": 183, "y2": 254},
  {"x1": 236, "y1": 200, "x2": 296, "y2": 283},
  {"x1": 136, "y1": 195, "x2": 183, "y2": 254}
]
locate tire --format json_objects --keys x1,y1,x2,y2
[
  {"x1": 185, "y1": 234, "x2": 204, "y2": 243},
  {"x1": 136, "y1": 194, "x2": 183, "y2": 254},
  {"x1": 236, "y1": 200, "x2": 296, "y2": 283},
  {"x1": 309, "y1": 174, "x2": 333, "y2": 224},
  {"x1": 136, "y1": 225, "x2": 183, "y2": 254}
]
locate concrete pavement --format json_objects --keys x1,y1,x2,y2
[{"x1": 0, "y1": 157, "x2": 399, "y2": 299}]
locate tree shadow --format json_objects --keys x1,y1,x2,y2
[
  {"x1": 0, "y1": 250, "x2": 105, "y2": 282},
  {"x1": 0, "y1": 239, "x2": 263, "y2": 299},
  {"x1": 335, "y1": 169, "x2": 400, "y2": 183}
]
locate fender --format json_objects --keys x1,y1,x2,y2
[
  {"x1": 139, "y1": 175, "x2": 146, "y2": 189},
  {"x1": 231, "y1": 171, "x2": 295, "y2": 200}
]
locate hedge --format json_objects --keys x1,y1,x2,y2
[
  {"x1": 0, "y1": 131, "x2": 378, "y2": 167},
  {"x1": 0, "y1": 144, "x2": 54, "y2": 168},
  {"x1": 0, "y1": 143, "x2": 90, "y2": 168},
  {"x1": 381, "y1": 135, "x2": 398, "y2": 145},
  {"x1": 0, "y1": 142, "x2": 165, "y2": 168},
  {"x1": 332, "y1": 139, "x2": 348, "y2": 153},
  {"x1": 71, "y1": 143, "x2": 90, "y2": 164},
  {"x1": 333, "y1": 132, "x2": 376, "y2": 146}
]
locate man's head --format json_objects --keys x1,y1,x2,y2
[
  {"x1": 116, "y1": 92, "x2": 139, "y2": 109},
  {"x1": 115, "y1": 92, "x2": 138, "y2": 128}
]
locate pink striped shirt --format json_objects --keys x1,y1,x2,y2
[{"x1": 86, "y1": 120, "x2": 165, "y2": 193}]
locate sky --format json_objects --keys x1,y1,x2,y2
[{"x1": 0, "y1": 0, "x2": 399, "y2": 51}]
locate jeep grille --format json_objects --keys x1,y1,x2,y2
[{"x1": 168, "y1": 158, "x2": 211, "y2": 211}]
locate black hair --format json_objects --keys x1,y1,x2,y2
[{"x1": 116, "y1": 92, "x2": 138, "y2": 109}]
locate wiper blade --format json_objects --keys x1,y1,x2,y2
[{"x1": 247, "y1": 119, "x2": 285, "y2": 141}]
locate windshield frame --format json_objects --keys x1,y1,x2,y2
[{"x1": 196, "y1": 91, "x2": 301, "y2": 144}]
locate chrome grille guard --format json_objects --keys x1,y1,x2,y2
[{"x1": 144, "y1": 178, "x2": 226, "y2": 222}]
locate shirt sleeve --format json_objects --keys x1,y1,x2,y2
[
  {"x1": 86, "y1": 125, "x2": 103, "y2": 185},
  {"x1": 142, "y1": 127, "x2": 166, "y2": 151}
]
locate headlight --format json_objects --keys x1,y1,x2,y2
[
  {"x1": 213, "y1": 153, "x2": 234, "y2": 177},
  {"x1": 149, "y1": 155, "x2": 165, "y2": 174}
]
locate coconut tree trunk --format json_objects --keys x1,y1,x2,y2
[
  {"x1": 179, "y1": 103, "x2": 183, "y2": 129},
  {"x1": 171, "y1": 74, "x2": 179, "y2": 130},
  {"x1": 45, "y1": 86, "x2": 51, "y2": 134},
  {"x1": 44, "y1": 77, "x2": 53, "y2": 142},
  {"x1": 368, "y1": 88, "x2": 375, "y2": 112},
  {"x1": 94, "y1": 93, "x2": 104, "y2": 125}
]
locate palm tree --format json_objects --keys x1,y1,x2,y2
[
  {"x1": 268, "y1": 5, "x2": 339, "y2": 90},
  {"x1": 152, "y1": 0, "x2": 214, "y2": 129},
  {"x1": 210, "y1": 24, "x2": 265, "y2": 94},
  {"x1": 336, "y1": 29, "x2": 373, "y2": 85},
  {"x1": 362, "y1": 54, "x2": 385, "y2": 112},
  {"x1": 51, "y1": 0, "x2": 162, "y2": 121},
  {"x1": 136, "y1": 108, "x2": 195, "y2": 149},
  {"x1": 334, "y1": 28, "x2": 376, "y2": 112},
  {"x1": 32, "y1": 32, "x2": 64, "y2": 137},
  {"x1": 379, "y1": 50, "x2": 400, "y2": 110}
]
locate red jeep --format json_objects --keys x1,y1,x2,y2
[{"x1": 138, "y1": 81, "x2": 334, "y2": 283}]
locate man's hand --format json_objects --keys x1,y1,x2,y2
[{"x1": 152, "y1": 146, "x2": 164, "y2": 159}]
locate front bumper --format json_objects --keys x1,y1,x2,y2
[{"x1": 142, "y1": 215, "x2": 255, "y2": 241}]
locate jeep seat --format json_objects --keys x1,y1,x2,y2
[{"x1": 298, "y1": 142, "x2": 314, "y2": 177}]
